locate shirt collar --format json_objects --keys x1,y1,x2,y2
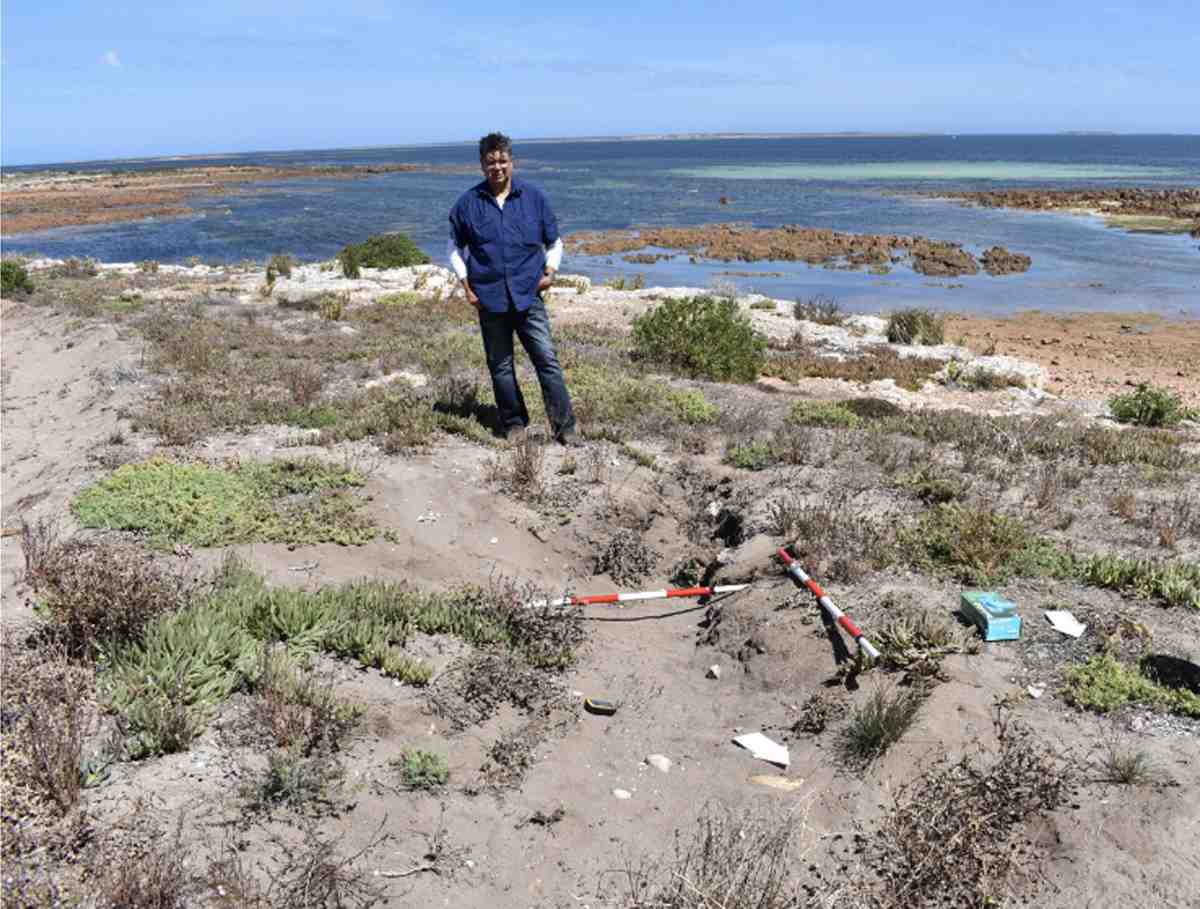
[{"x1": 475, "y1": 176, "x2": 524, "y2": 199}]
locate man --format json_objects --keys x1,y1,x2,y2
[{"x1": 448, "y1": 132, "x2": 579, "y2": 445}]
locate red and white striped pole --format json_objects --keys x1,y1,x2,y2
[
  {"x1": 529, "y1": 584, "x2": 749, "y2": 609},
  {"x1": 777, "y1": 547, "x2": 881, "y2": 660}
]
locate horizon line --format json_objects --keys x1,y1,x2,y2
[{"x1": 4, "y1": 130, "x2": 1199, "y2": 171}]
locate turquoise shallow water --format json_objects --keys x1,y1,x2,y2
[
  {"x1": 4, "y1": 134, "x2": 1199, "y2": 316},
  {"x1": 669, "y1": 161, "x2": 1187, "y2": 180}
]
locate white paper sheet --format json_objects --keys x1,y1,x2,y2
[
  {"x1": 1045, "y1": 610, "x2": 1087, "y2": 638},
  {"x1": 733, "y1": 732, "x2": 790, "y2": 768}
]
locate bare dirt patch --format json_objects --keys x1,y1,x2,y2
[{"x1": 946, "y1": 310, "x2": 1200, "y2": 407}]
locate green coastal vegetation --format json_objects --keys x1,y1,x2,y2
[{"x1": 2, "y1": 233, "x2": 1198, "y2": 907}]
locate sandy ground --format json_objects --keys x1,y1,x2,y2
[
  {"x1": 2, "y1": 268, "x2": 1199, "y2": 908},
  {"x1": 945, "y1": 311, "x2": 1200, "y2": 408}
]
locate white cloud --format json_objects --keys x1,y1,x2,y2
[{"x1": 102, "y1": 50, "x2": 121, "y2": 67}]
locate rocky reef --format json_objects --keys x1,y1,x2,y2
[
  {"x1": 934, "y1": 188, "x2": 1200, "y2": 238},
  {"x1": 567, "y1": 223, "x2": 1029, "y2": 278}
]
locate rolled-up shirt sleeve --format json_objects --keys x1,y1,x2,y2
[
  {"x1": 448, "y1": 205, "x2": 471, "y2": 279},
  {"x1": 446, "y1": 237, "x2": 468, "y2": 280},
  {"x1": 545, "y1": 237, "x2": 563, "y2": 272},
  {"x1": 540, "y1": 192, "x2": 560, "y2": 246}
]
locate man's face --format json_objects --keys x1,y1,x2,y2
[{"x1": 481, "y1": 149, "x2": 513, "y2": 193}]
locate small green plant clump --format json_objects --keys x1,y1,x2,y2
[
  {"x1": 318, "y1": 291, "x2": 346, "y2": 322},
  {"x1": 1097, "y1": 738, "x2": 1159, "y2": 785},
  {"x1": 338, "y1": 232, "x2": 430, "y2": 272},
  {"x1": 567, "y1": 363, "x2": 719, "y2": 432},
  {"x1": 265, "y1": 253, "x2": 295, "y2": 283},
  {"x1": 786, "y1": 400, "x2": 862, "y2": 429},
  {"x1": 1072, "y1": 554, "x2": 1200, "y2": 609},
  {"x1": 838, "y1": 684, "x2": 926, "y2": 766},
  {"x1": 339, "y1": 245, "x2": 361, "y2": 278},
  {"x1": 901, "y1": 462, "x2": 969, "y2": 505},
  {"x1": 1064, "y1": 651, "x2": 1200, "y2": 717},
  {"x1": 1109, "y1": 383, "x2": 1189, "y2": 427},
  {"x1": 941, "y1": 359, "x2": 1026, "y2": 391},
  {"x1": 377, "y1": 290, "x2": 424, "y2": 306},
  {"x1": 886, "y1": 307, "x2": 945, "y2": 345},
  {"x1": 631, "y1": 295, "x2": 766, "y2": 382},
  {"x1": 763, "y1": 345, "x2": 944, "y2": 392},
  {"x1": 897, "y1": 502, "x2": 1058, "y2": 585},
  {"x1": 724, "y1": 440, "x2": 777, "y2": 471},
  {"x1": 2, "y1": 260, "x2": 35, "y2": 296},
  {"x1": 80, "y1": 559, "x2": 585, "y2": 757},
  {"x1": 873, "y1": 607, "x2": 980, "y2": 672},
  {"x1": 392, "y1": 749, "x2": 450, "y2": 789},
  {"x1": 71, "y1": 456, "x2": 374, "y2": 548},
  {"x1": 793, "y1": 293, "x2": 844, "y2": 325}
]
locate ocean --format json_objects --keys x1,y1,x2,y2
[{"x1": 4, "y1": 134, "x2": 1199, "y2": 316}]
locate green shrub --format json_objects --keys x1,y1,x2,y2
[
  {"x1": 787, "y1": 400, "x2": 861, "y2": 428},
  {"x1": 2, "y1": 260, "x2": 35, "y2": 296},
  {"x1": 1109, "y1": 384, "x2": 1188, "y2": 428},
  {"x1": 1063, "y1": 652, "x2": 1200, "y2": 717},
  {"x1": 842, "y1": 397, "x2": 904, "y2": 420},
  {"x1": 897, "y1": 503, "x2": 1058, "y2": 585},
  {"x1": 567, "y1": 363, "x2": 719, "y2": 430},
  {"x1": 339, "y1": 246, "x2": 361, "y2": 279},
  {"x1": 71, "y1": 457, "x2": 374, "y2": 548},
  {"x1": 319, "y1": 291, "x2": 346, "y2": 322},
  {"x1": 724, "y1": 441, "x2": 777, "y2": 471},
  {"x1": 339, "y1": 232, "x2": 430, "y2": 270},
  {"x1": 886, "y1": 307, "x2": 945, "y2": 345},
  {"x1": 103, "y1": 602, "x2": 260, "y2": 756},
  {"x1": 266, "y1": 253, "x2": 294, "y2": 283},
  {"x1": 873, "y1": 607, "x2": 979, "y2": 671},
  {"x1": 631, "y1": 296, "x2": 766, "y2": 382},
  {"x1": 666, "y1": 388, "x2": 719, "y2": 425},
  {"x1": 392, "y1": 749, "x2": 449, "y2": 789},
  {"x1": 1073, "y1": 554, "x2": 1200, "y2": 608}
]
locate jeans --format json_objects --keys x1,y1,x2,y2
[{"x1": 477, "y1": 299, "x2": 576, "y2": 437}]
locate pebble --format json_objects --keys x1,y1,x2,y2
[
  {"x1": 706, "y1": 665, "x2": 722, "y2": 680},
  {"x1": 645, "y1": 754, "x2": 672, "y2": 774},
  {"x1": 612, "y1": 788, "x2": 632, "y2": 800}
]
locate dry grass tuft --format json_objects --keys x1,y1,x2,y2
[
  {"x1": 1, "y1": 632, "x2": 98, "y2": 819},
  {"x1": 838, "y1": 684, "x2": 926, "y2": 767},
  {"x1": 21, "y1": 520, "x2": 191, "y2": 659},
  {"x1": 621, "y1": 802, "x2": 809, "y2": 909},
  {"x1": 860, "y1": 724, "x2": 1072, "y2": 908}
]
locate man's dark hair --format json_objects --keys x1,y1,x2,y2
[{"x1": 479, "y1": 132, "x2": 513, "y2": 159}]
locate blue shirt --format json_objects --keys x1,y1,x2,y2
[{"x1": 448, "y1": 176, "x2": 560, "y2": 314}]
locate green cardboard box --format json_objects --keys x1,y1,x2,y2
[{"x1": 960, "y1": 591, "x2": 1020, "y2": 641}]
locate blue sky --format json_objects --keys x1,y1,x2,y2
[{"x1": 2, "y1": 0, "x2": 1197, "y2": 166}]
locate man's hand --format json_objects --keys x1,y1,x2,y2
[
  {"x1": 462, "y1": 279, "x2": 480, "y2": 310},
  {"x1": 537, "y1": 269, "x2": 555, "y2": 294}
]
